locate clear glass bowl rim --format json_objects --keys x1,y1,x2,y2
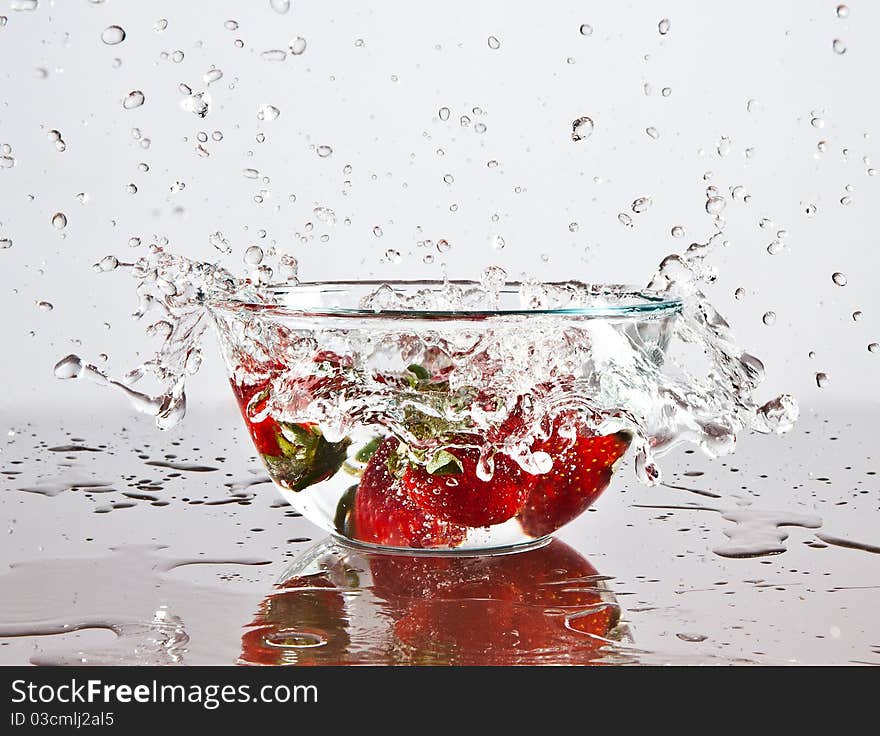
[{"x1": 208, "y1": 280, "x2": 683, "y2": 319}]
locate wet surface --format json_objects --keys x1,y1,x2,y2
[{"x1": 1, "y1": 400, "x2": 878, "y2": 665}]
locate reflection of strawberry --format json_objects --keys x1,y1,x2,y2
[
  {"x1": 372, "y1": 539, "x2": 619, "y2": 664},
  {"x1": 402, "y1": 445, "x2": 536, "y2": 527},
  {"x1": 352, "y1": 438, "x2": 467, "y2": 549},
  {"x1": 520, "y1": 427, "x2": 631, "y2": 537},
  {"x1": 239, "y1": 575, "x2": 350, "y2": 666}
]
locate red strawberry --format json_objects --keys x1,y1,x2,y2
[
  {"x1": 520, "y1": 426, "x2": 631, "y2": 537},
  {"x1": 352, "y1": 438, "x2": 467, "y2": 549},
  {"x1": 402, "y1": 444, "x2": 536, "y2": 528},
  {"x1": 230, "y1": 378, "x2": 285, "y2": 456},
  {"x1": 382, "y1": 539, "x2": 619, "y2": 664}
]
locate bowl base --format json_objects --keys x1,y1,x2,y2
[{"x1": 328, "y1": 532, "x2": 553, "y2": 557}]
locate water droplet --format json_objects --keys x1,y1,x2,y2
[
  {"x1": 832, "y1": 271, "x2": 847, "y2": 286},
  {"x1": 676, "y1": 633, "x2": 707, "y2": 643},
  {"x1": 618, "y1": 212, "x2": 633, "y2": 227},
  {"x1": 54, "y1": 354, "x2": 84, "y2": 379},
  {"x1": 480, "y1": 265, "x2": 507, "y2": 290},
  {"x1": 571, "y1": 116, "x2": 594, "y2": 142},
  {"x1": 313, "y1": 206, "x2": 336, "y2": 224},
  {"x1": 316, "y1": 145, "x2": 333, "y2": 158},
  {"x1": 568, "y1": 222, "x2": 579, "y2": 233},
  {"x1": 289, "y1": 36, "x2": 307, "y2": 55},
  {"x1": 243, "y1": 245, "x2": 264, "y2": 265},
  {"x1": 868, "y1": 342, "x2": 879, "y2": 354},
  {"x1": 0, "y1": 238, "x2": 12, "y2": 250},
  {"x1": 762, "y1": 311, "x2": 776, "y2": 326},
  {"x1": 853, "y1": 310, "x2": 863, "y2": 321},
  {"x1": 632, "y1": 197, "x2": 652, "y2": 214},
  {"x1": 123, "y1": 90, "x2": 145, "y2": 110},
  {"x1": 36, "y1": 300, "x2": 53, "y2": 311},
  {"x1": 491, "y1": 235, "x2": 505, "y2": 250},
  {"x1": 443, "y1": 174, "x2": 454, "y2": 185},
  {"x1": 204, "y1": 68, "x2": 223, "y2": 85},
  {"x1": 93, "y1": 255, "x2": 118, "y2": 272},
  {"x1": 372, "y1": 225, "x2": 383, "y2": 238},
  {"x1": 705, "y1": 196, "x2": 726, "y2": 215},
  {"x1": 474, "y1": 122, "x2": 487, "y2": 134},
  {"x1": 811, "y1": 116, "x2": 825, "y2": 129},
  {"x1": 126, "y1": 183, "x2": 137, "y2": 195},
  {"x1": 716, "y1": 136, "x2": 732, "y2": 157},
  {"x1": 658, "y1": 18, "x2": 671, "y2": 35},
  {"x1": 438, "y1": 106, "x2": 450, "y2": 121},
  {"x1": 384, "y1": 249, "x2": 401, "y2": 263},
  {"x1": 436, "y1": 239, "x2": 451, "y2": 253},
  {"x1": 270, "y1": 0, "x2": 290, "y2": 13},
  {"x1": 646, "y1": 126, "x2": 660, "y2": 140},
  {"x1": 224, "y1": 20, "x2": 239, "y2": 31},
  {"x1": 487, "y1": 35, "x2": 501, "y2": 50},
  {"x1": 734, "y1": 287, "x2": 745, "y2": 300},
  {"x1": 11, "y1": 0, "x2": 38, "y2": 11},
  {"x1": 278, "y1": 253, "x2": 298, "y2": 282},
  {"x1": 840, "y1": 195, "x2": 852, "y2": 206},
  {"x1": 579, "y1": 23, "x2": 593, "y2": 36},
  {"x1": 257, "y1": 104, "x2": 280, "y2": 121},
  {"x1": 101, "y1": 25, "x2": 126, "y2": 45},
  {"x1": 804, "y1": 203, "x2": 817, "y2": 217},
  {"x1": 671, "y1": 225, "x2": 685, "y2": 238},
  {"x1": 837, "y1": 4, "x2": 850, "y2": 18},
  {"x1": 153, "y1": 18, "x2": 168, "y2": 32},
  {"x1": 832, "y1": 38, "x2": 846, "y2": 55},
  {"x1": 51, "y1": 212, "x2": 67, "y2": 229},
  {"x1": 209, "y1": 231, "x2": 231, "y2": 254},
  {"x1": 815, "y1": 372, "x2": 829, "y2": 388},
  {"x1": 661, "y1": 86, "x2": 672, "y2": 97},
  {"x1": 261, "y1": 49, "x2": 287, "y2": 61},
  {"x1": 242, "y1": 168, "x2": 259, "y2": 180}
]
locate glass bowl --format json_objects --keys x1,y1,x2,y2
[{"x1": 208, "y1": 280, "x2": 682, "y2": 553}]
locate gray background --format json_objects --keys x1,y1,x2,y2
[{"x1": 0, "y1": 0, "x2": 877, "y2": 417}]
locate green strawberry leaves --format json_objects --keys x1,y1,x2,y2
[
  {"x1": 425, "y1": 449, "x2": 464, "y2": 475},
  {"x1": 262, "y1": 422, "x2": 351, "y2": 492}
]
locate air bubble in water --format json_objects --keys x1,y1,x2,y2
[
  {"x1": 290, "y1": 36, "x2": 307, "y2": 55},
  {"x1": 832, "y1": 39, "x2": 846, "y2": 55},
  {"x1": 815, "y1": 372, "x2": 829, "y2": 388},
  {"x1": 101, "y1": 25, "x2": 126, "y2": 45},
  {"x1": 571, "y1": 116, "x2": 594, "y2": 142},
  {"x1": 123, "y1": 90, "x2": 145, "y2": 110},
  {"x1": 831, "y1": 271, "x2": 847, "y2": 286},
  {"x1": 762, "y1": 311, "x2": 776, "y2": 326},
  {"x1": 316, "y1": 145, "x2": 333, "y2": 158},
  {"x1": 487, "y1": 36, "x2": 501, "y2": 50},
  {"x1": 480, "y1": 265, "x2": 507, "y2": 291},
  {"x1": 671, "y1": 226, "x2": 685, "y2": 238},
  {"x1": 51, "y1": 212, "x2": 67, "y2": 229},
  {"x1": 243, "y1": 245, "x2": 264, "y2": 265},
  {"x1": 257, "y1": 104, "x2": 280, "y2": 121},
  {"x1": 658, "y1": 18, "x2": 671, "y2": 35},
  {"x1": 579, "y1": 23, "x2": 593, "y2": 36}
]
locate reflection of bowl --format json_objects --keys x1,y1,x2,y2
[
  {"x1": 239, "y1": 537, "x2": 629, "y2": 666},
  {"x1": 210, "y1": 281, "x2": 680, "y2": 552}
]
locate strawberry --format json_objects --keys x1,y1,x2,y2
[
  {"x1": 520, "y1": 425, "x2": 631, "y2": 537},
  {"x1": 351, "y1": 438, "x2": 467, "y2": 548},
  {"x1": 230, "y1": 377, "x2": 351, "y2": 492},
  {"x1": 401, "y1": 443, "x2": 536, "y2": 527}
]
